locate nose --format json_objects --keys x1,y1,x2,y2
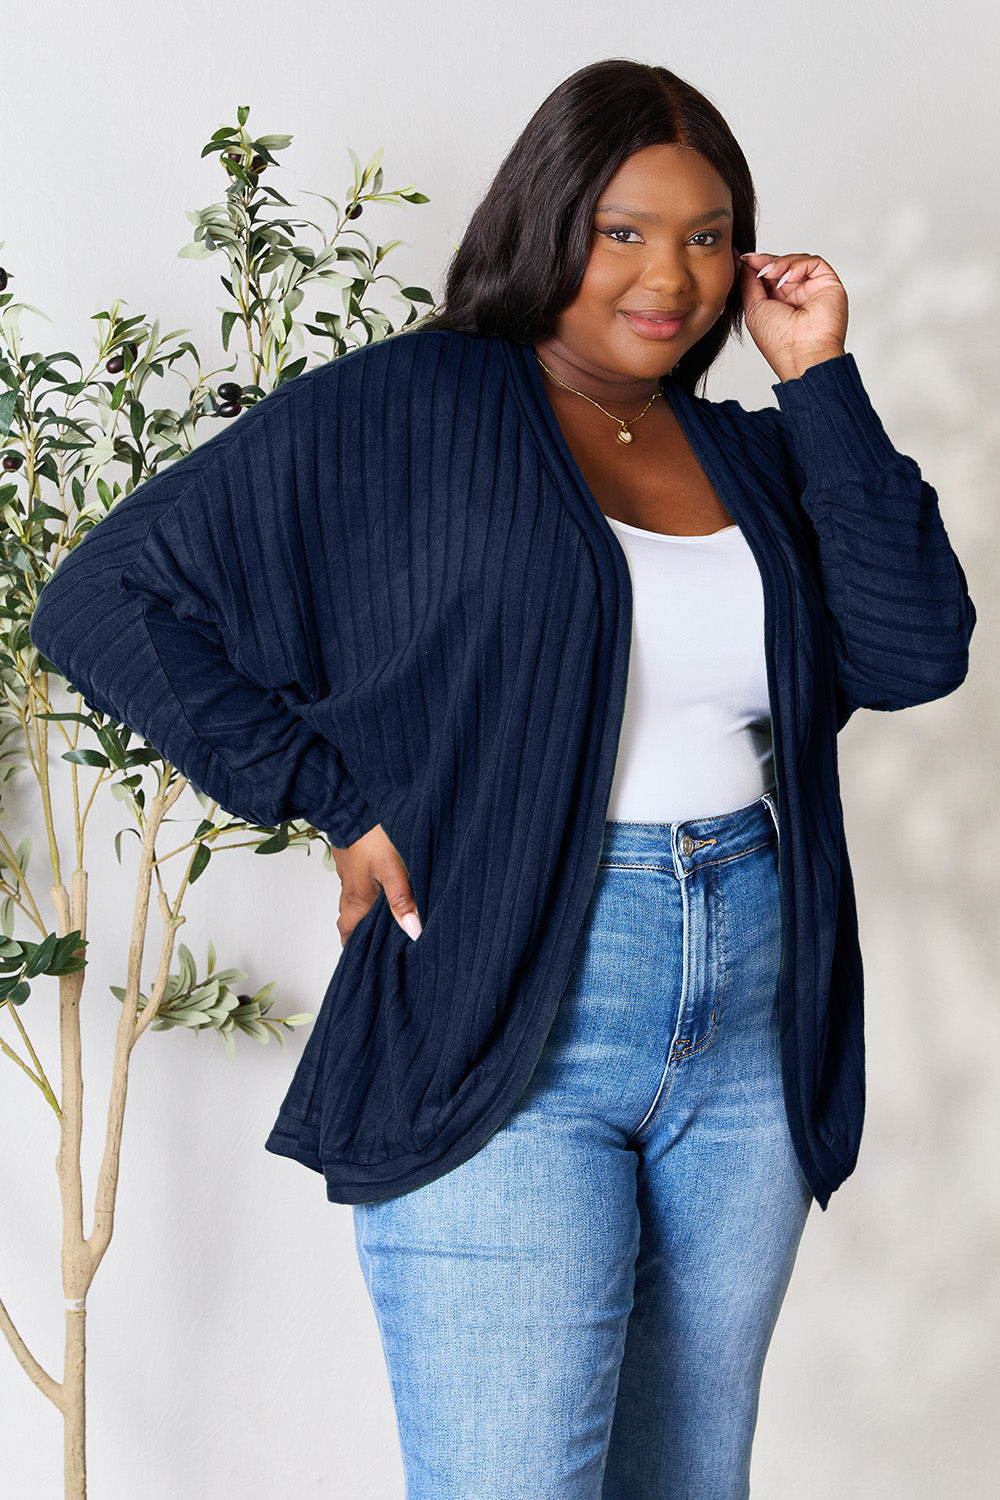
[{"x1": 638, "y1": 244, "x2": 694, "y2": 295}]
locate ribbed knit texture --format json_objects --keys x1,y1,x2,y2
[{"x1": 28, "y1": 331, "x2": 975, "y2": 1208}]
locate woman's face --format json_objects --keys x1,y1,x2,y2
[{"x1": 548, "y1": 143, "x2": 738, "y2": 384}]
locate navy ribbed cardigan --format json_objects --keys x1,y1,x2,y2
[{"x1": 28, "y1": 329, "x2": 975, "y2": 1209}]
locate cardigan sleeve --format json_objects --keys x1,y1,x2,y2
[
  {"x1": 28, "y1": 387, "x2": 380, "y2": 849},
  {"x1": 766, "y1": 352, "x2": 976, "y2": 716}
]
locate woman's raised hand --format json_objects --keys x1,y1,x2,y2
[
  {"x1": 329, "y1": 823, "x2": 422, "y2": 945},
  {"x1": 736, "y1": 251, "x2": 849, "y2": 384}
]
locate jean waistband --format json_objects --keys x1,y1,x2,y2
[{"x1": 599, "y1": 793, "x2": 779, "y2": 876}]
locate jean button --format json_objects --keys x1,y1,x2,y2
[{"x1": 679, "y1": 834, "x2": 695, "y2": 857}]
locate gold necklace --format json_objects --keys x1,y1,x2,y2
[{"x1": 535, "y1": 353, "x2": 661, "y2": 445}]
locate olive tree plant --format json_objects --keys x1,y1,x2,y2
[{"x1": 0, "y1": 106, "x2": 434, "y2": 1499}]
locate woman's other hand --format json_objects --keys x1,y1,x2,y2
[
  {"x1": 737, "y1": 251, "x2": 848, "y2": 383},
  {"x1": 329, "y1": 824, "x2": 423, "y2": 945}
]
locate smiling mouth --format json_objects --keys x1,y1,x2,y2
[
  {"x1": 619, "y1": 309, "x2": 690, "y2": 338},
  {"x1": 621, "y1": 308, "x2": 691, "y2": 319}
]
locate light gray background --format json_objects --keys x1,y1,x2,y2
[{"x1": 2, "y1": 2, "x2": 997, "y2": 1496}]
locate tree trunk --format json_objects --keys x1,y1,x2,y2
[
  {"x1": 63, "y1": 1302, "x2": 86, "y2": 1498},
  {"x1": 54, "y1": 869, "x2": 91, "y2": 1499}
]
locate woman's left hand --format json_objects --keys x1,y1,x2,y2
[{"x1": 736, "y1": 251, "x2": 849, "y2": 383}]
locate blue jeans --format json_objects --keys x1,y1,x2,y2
[{"x1": 353, "y1": 795, "x2": 813, "y2": 1499}]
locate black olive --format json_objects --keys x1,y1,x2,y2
[
  {"x1": 218, "y1": 401, "x2": 242, "y2": 418},
  {"x1": 2, "y1": 451, "x2": 23, "y2": 471},
  {"x1": 106, "y1": 355, "x2": 125, "y2": 374},
  {"x1": 0, "y1": 268, "x2": 8, "y2": 292},
  {"x1": 217, "y1": 381, "x2": 242, "y2": 402},
  {"x1": 250, "y1": 156, "x2": 266, "y2": 173},
  {"x1": 346, "y1": 202, "x2": 363, "y2": 219}
]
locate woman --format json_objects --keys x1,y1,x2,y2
[{"x1": 30, "y1": 58, "x2": 974, "y2": 1500}]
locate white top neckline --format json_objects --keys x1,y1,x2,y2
[
  {"x1": 603, "y1": 511, "x2": 773, "y2": 823},
  {"x1": 605, "y1": 515, "x2": 740, "y2": 543}
]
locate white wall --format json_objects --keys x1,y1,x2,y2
[{"x1": 2, "y1": 2, "x2": 997, "y2": 1495}]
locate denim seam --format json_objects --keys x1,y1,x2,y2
[
  {"x1": 624, "y1": 863, "x2": 690, "y2": 1144},
  {"x1": 673, "y1": 868, "x2": 726, "y2": 1063},
  {"x1": 597, "y1": 859, "x2": 675, "y2": 873},
  {"x1": 597, "y1": 838, "x2": 774, "y2": 877},
  {"x1": 693, "y1": 837, "x2": 775, "y2": 870}
]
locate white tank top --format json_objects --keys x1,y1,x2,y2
[{"x1": 604, "y1": 515, "x2": 775, "y2": 824}]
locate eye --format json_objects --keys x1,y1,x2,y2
[
  {"x1": 599, "y1": 226, "x2": 642, "y2": 244},
  {"x1": 689, "y1": 229, "x2": 724, "y2": 247}
]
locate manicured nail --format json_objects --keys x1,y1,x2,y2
[
  {"x1": 401, "y1": 912, "x2": 422, "y2": 941},
  {"x1": 775, "y1": 269, "x2": 792, "y2": 289},
  {"x1": 756, "y1": 261, "x2": 777, "y2": 278}
]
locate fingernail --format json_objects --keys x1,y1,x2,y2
[
  {"x1": 401, "y1": 912, "x2": 422, "y2": 941},
  {"x1": 775, "y1": 269, "x2": 792, "y2": 288},
  {"x1": 756, "y1": 261, "x2": 777, "y2": 278}
]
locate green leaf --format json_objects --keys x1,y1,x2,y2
[
  {"x1": 275, "y1": 356, "x2": 307, "y2": 386},
  {"x1": 22, "y1": 931, "x2": 57, "y2": 979},
  {"x1": 114, "y1": 827, "x2": 141, "y2": 864},
  {"x1": 33, "y1": 712, "x2": 97, "y2": 730},
  {"x1": 238, "y1": 1019, "x2": 270, "y2": 1043},
  {"x1": 50, "y1": 930, "x2": 85, "y2": 971},
  {"x1": 253, "y1": 822, "x2": 290, "y2": 855},
  {"x1": 210, "y1": 969, "x2": 245, "y2": 989},
  {"x1": 188, "y1": 842, "x2": 211, "y2": 884},
  {"x1": 177, "y1": 943, "x2": 197, "y2": 993},
  {"x1": 27, "y1": 502, "x2": 66, "y2": 524},
  {"x1": 177, "y1": 242, "x2": 217, "y2": 261},
  {"x1": 220, "y1": 310, "x2": 239, "y2": 351},
  {"x1": 94, "y1": 724, "x2": 127, "y2": 768},
  {"x1": 62, "y1": 748, "x2": 111, "y2": 769},
  {"x1": 0, "y1": 389, "x2": 17, "y2": 434}
]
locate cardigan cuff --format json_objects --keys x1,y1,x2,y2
[
  {"x1": 287, "y1": 740, "x2": 380, "y2": 849},
  {"x1": 771, "y1": 352, "x2": 903, "y2": 483}
]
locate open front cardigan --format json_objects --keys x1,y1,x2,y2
[{"x1": 28, "y1": 329, "x2": 975, "y2": 1210}]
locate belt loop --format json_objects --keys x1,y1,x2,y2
[{"x1": 761, "y1": 791, "x2": 780, "y2": 841}]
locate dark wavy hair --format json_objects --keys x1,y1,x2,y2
[{"x1": 422, "y1": 58, "x2": 758, "y2": 396}]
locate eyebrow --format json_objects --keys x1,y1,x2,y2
[{"x1": 594, "y1": 204, "x2": 733, "y2": 227}]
